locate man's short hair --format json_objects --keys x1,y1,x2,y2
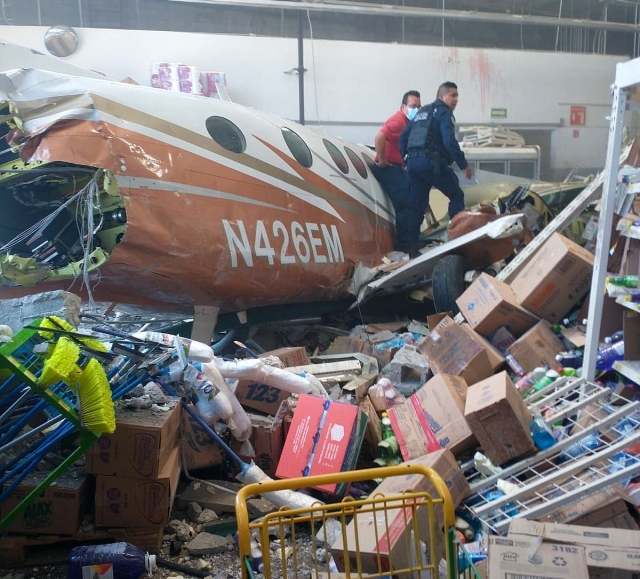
[
  {"x1": 437, "y1": 81, "x2": 458, "y2": 98},
  {"x1": 402, "y1": 90, "x2": 421, "y2": 105}
]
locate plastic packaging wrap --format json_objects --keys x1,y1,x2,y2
[
  {"x1": 200, "y1": 361, "x2": 253, "y2": 441},
  {"x1": 236, "y1": 462, "x2": 324, "y2": 510},
  {"x1": 133, "y1": 331, "x2": 214, "y2": 362},
  {"x1": 213, "y1": 357, "x2": 326, "y2": 397}
]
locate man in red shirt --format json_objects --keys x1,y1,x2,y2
[{"x1": 373, "y1": 90, "x2": 421, "y2": 255}]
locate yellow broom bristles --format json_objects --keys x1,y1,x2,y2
[
  {"x1": 76, "y1": 358, "x2": 116, "y2": 434},
  {"x1": 37, "y1": 316, "x2": 74, "y2": 340},
  {"x1": 38, "y1": 316, "x2": 109, "y2": 352},
  {"x1": 38, "y1": 337, "x2": 80, "y2": 387}
]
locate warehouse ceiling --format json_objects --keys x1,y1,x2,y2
[{"x1": 3, "y1": 0, "x2": 640, "y2": 55}]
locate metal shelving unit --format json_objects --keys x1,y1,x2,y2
[{"x1": 462, "y1": 57, "x2": 640, "y2": 534}]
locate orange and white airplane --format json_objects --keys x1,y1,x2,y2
[{"x1": 0, "y1": 67, "x2": 395, "y2": 337}]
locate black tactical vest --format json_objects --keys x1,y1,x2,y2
[{"x1": 407, "y1": 103, "x2": 437, "y2": 152}]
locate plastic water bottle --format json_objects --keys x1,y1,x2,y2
[
  {"x1": 595, "y1": 341, "x2": 625, "y2": 371},
  {"x1": 530, "y1": 409, "x2": 556, "y2": 451},
  {"x1": 505, "y1": 354, "x2": 525, "y2": 377},
  {"x1": 558, "y1": 432, "x2": 602, "y2": 462},
  {"x1": 514, "y1": 366, "x2": 549, "y2": 397},
  {"x1": 528, "y1": 369, "x2": 560, "y2": 396},
  {"x1": 604, "y1": 330, "x2": 624, "y2": 344},
  {"x1": 606, "y1": 275, "x2": 639, "y2": 288},
  {"x1": 68, "y1": 542, "x2": 156, "y2": 579},
  {"x1": 483, "y1": 490, "x2": 519, "y2": 522}
]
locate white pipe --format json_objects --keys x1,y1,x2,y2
[{"x1": 156, "y1": 0, "x2": 640, "y2": 32}]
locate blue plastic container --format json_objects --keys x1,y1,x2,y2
[{"x1": 68, "y1": 542, "x2": 156, "y2": 579}]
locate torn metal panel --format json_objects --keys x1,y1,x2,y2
[
  {"x1": 0, "y1": 68, "x2": 395, "y2": 312},
  {"x1": 354, "y1": 213, "x2": 525, "y2": 304}
]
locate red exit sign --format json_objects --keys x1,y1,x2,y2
[{"x1": 570, "y1": 105, "x2": 586, "y2": 126}]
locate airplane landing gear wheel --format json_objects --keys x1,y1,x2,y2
[{"x1": 432, "y1": 254, "x2": 468, "y2": 315}]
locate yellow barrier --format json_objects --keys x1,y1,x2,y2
[{"x1": 236, "y1": 464, "x2": 481, "y2": 579}]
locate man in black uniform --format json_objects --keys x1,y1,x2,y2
[{"x1": 399, "y1": 81, "x2": 473, "y2": 257}]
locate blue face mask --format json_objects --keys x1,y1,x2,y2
[{"x1": 406, "y1": 107, "x2": 419, "y2": 121}]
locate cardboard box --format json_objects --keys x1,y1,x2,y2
[
  {"x1": 327, "y1": 336, "x2": 367, "y2": 355},
  {"x1": 510, "y1": 232, "x2": 594, "y2": 323},
  {"x1": 540, "y1": 483, "x2": 632, "y2": 526},
  {"x1": 597, "y1": 509, "x2": 640, "y2": 531},
  {"x1": 276, "y1": 394, "x2": 367, "y2": 495},
  {"x1": 464, "y1": 371, "x2": 535, "y2": 465},
  {"x1": 86, "y1": 398, "x2": 181, "y2": 479},
  {"x1": 336, "y1": 450, "x2": 469, "y2": 572},
  {"x1": 427, "y1": 312, "x2": 453, "y2": 331},
  {"x1": 508, "y1": 519, "x2": 640, "y2": 579},
  {"x1": 473, "y1": 558, "x2": 488, "y2": 579},
  {"x1": 417, "y1": 316, "x2": 493, "y2": 386},
  {"x1": 181, "y1": 404, "x2": 224, "y2": 471},
  {"x1": 233, "y1": 380, "x2": 291, "y2": 416},
  {"x1": 355, "y1": 401, "x2": 380, "y2": 469},
  {"x1": 457, "y1": 273, "x2": 539, "y2": 337},
  {"x1": 507, "y1": 321, "x2": 565, "y2": 373},
  {"x1": 464, "y1": 324, "x2": 506, "y2": 372},
  {"x1": 231, "y1": 413, "x2": 284, "y2": 477},
  {"x1": 232, "y1": 347, "x2": 309, "y2": 415},
  {"x1": 264, "y1": 346, "x2": 309, "y2": 367},
  {"x1": 388, "y1": 374, "x2": 477, "y2": 458},
  {"x1": 487, "y1": 535, "x2": 587, "y2": 579},
  {"x1": 374, "y1": 449, "x2": 470, "y2": 518},
  {"x1": 342, "y1": 373, "x2": 378, "y2": 403},
  {"x1": 1, "y1": 472, "x2": 88, "y2": 535},
  {"x1": 331, "y1": 506, "x2": 423, "y2": 576},
  {"x1": 623, "y1": 310, "x2": 640, "y2": 361},
  {"x1": 95, "y1": 444, "x2": 181, "y2": 528}
]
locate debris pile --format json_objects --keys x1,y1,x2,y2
[{"x1": 2, "y1": 211, "x2": 640, "y2": 577}]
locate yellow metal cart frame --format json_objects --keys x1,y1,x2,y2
[{"x1": 236, "y1": 464, "x2": 483, "y2": 579}]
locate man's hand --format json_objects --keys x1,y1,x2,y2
[
  {"x1": 464, "y1": 166, "x2": 473, "y2": 180},
  {"x1": 377, "y1": 159, "x2": 391, "y2": 169}
]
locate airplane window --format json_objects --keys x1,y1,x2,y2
[
  {"x1": 206, "y1": 116, "x2": 246, "y2": 153},
  {"x1": 345, "y1": 147, "x2": 368, "y2": 179},
  {"x1": 281, "y1": 128, "x2": 313, "y2": 168},
  {"x1": 362, "y1": 152, "x2": 376, "y2": 172},
  {"x1": 323, "y1": 139, "x2": 349, "y2": 174}
]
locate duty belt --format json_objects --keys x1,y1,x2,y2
[{"x1": 406, "y1": 149, "x2": 439, "y2": 159}]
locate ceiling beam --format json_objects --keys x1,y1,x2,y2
[{"x1": 155, "y1": 0, "x2": 640, "y2": 33}]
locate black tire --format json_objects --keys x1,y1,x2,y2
[{"x1": 432, "y1": 254, "x2": 468, "y2": 315}]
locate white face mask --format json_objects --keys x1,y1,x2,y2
[{"x1": 406, "y1": 107, "x2": 419, "y2": 121}]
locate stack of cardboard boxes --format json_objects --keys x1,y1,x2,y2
[{"x1": 86, "y1": 397, "x2": 183, "y2": 548}]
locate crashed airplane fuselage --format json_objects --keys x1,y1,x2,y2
[{"x1": 0, "y1": 69, "x2": 394, "y2": 313}]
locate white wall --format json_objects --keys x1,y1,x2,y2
[{"x1": 0, "y1": 25, "x2": 628, "y2": 172}]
